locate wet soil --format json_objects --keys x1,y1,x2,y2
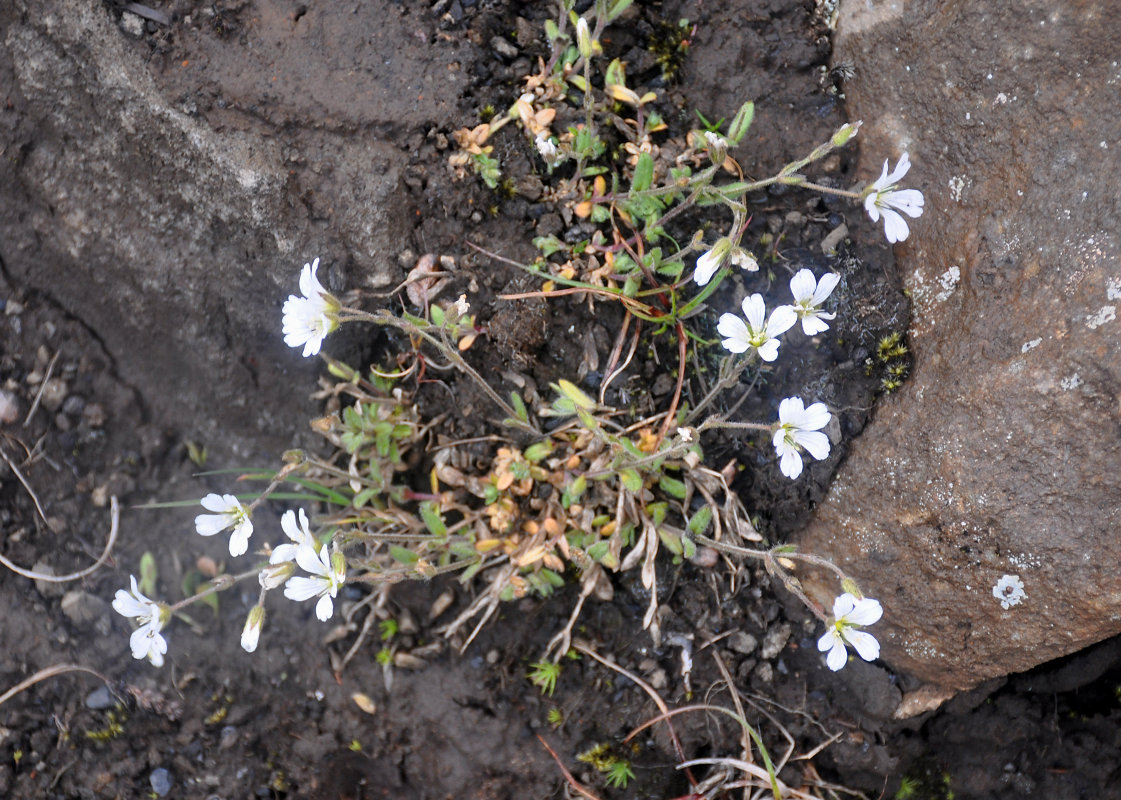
[{"x1": 3, "y1": 2, "x2": 1121, "y2": 799}]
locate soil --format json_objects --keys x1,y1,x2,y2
[{"x1": 3, "y1": 2, "x2": 1121, "y2": 800}]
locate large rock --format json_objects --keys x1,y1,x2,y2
[
  {"x1": 794, "y1": 0, "x2": 1121, "y2": 695},
  {"x1": 0, "y1": 1, "x2": 470, "y2": 455}
]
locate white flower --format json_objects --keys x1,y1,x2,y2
[
  {"x1": 704, "y1": 130, "x2": 729, "y2": 150},
  {"x1": 270, "y1": 508, "x2": 317, "y2": 565},
  {"x1": 694, "y1": 238, "x2": 731, "y2": 286},
  {"x1": 677, "y1": 426, "x2": 695, "y2": 443},
  {"x1": 717, "y1": 294, "x2": 797, "y2": 362},
  {"x1": 535, "y1": 133, "x2": 558, "y2": 162},
  {"x1": 194, "y1": 493, "x2": 254, "y2": 557},
  {"x1": 729, "y1": 248, "x2": 758, "y2": 273},
  {"x1": 241, "y1": 606, "x2": 265, "y2": 653},
  {"x1": 282, "y1": 257, "x2": 339, "y2": 357},
  {"x1": 817, "y1": 592, "x2": 882, "y2": 671},
  {"x1": 284, "y1": 541, "x2": 347, "y2": 621},
  {"x1": 864, "y1": 153, "x2": 925, "y2": 244},
  {"x1": 772, "y1": 397, "x2": 831, "y2": 479},
  {"x1": 993, "y1": 574, "x2": 1026, "y2": 609},
  {"x1": 789, "y1": 269, "x2": 840, "y2": 335},
  {"x1": 112, "y1": 575, "x2": 169, "y2": 667}
]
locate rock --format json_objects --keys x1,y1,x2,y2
[
  {"x1": 39, "y1": 377, "x2": 68, "y2": 411},
  {"x1": 794, "y1": 0, "x2": 1121, "y2": 693},
  {"x1": 61, "y1": 590, "x2": 109, "y2": 626},
  {"x1": 0, "y1": 0, "x2": 471, "y2": 457},
  {"x1": 728, "y1": 631, "x2": 758, "y2": 655},
  {"x1": 760, "y1": 623, "x2": 791, "y2": 660},
  {"x1": 490, "y1": 35, "x2": 518, "y2": 60},
  {"x1": 85, "y1": 686, "x2": 116, "y2": 710},
  {"x1": 0, "y1": 389, "x2": 18, "y2": 423},
  {"x1": 149, "y1": 767, "x2": 172, "y2": 797},
  {"x1": 32, "y1": 561, "x2": 67, "y2": 598}
]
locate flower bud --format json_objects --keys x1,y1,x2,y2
[
  {"x1": 241, "y1": 606, "x2": 265, "y2": 653},
  {"x1": 445, "y1": 294, "x2": 470, "y2": 325},
  {"x1": 703, "y1": 130, "x2": 728, "y2": 166},
  {"x1": 575, "y1": 17, "x2": 595, "y2": 60},
  {"x1": 259, "y1": 561, "x2": 296, "y2": 590},
  {"x1": 330, "y1": 550, "x2": 349, "y2": 584},
  {"x1": 831, "y1": 121, "x2": 861, "y2": 147}
]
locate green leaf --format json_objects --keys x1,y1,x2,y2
[
  {"x1": 686, "y1": 506, "x2": 713, "y2": 537},
  {"x1": 659, "y1": 474, "x2": 687, "y2": 500},
  {"x1": 728, "y1": 100, "x2": 755, "y2": 144},
  {"x1": 658, "y1": 528, "x2": 683, "y2": 555},
  {"x1": 389, "y1": 546, "x2": 419, "y2": 566},
  {"x1": 556, "y1": 379, "x2": 596, "y2": 410},
  {"x1": 681, "y1": 536, "x2": 696, "y2": 559},
  {"x1": 353, "y1": 487, "x2": 378, "y2": 508},
  {"x1": 631, "y1": 152, "x2": 654, "y2": 193},
  {"x1": 459, "y1": 559, "x2": 484, "y2": 583},
  {"x1": 139, "y1": 552, "x2": 158, "y2": 597},
  {"x1": 647, "y1": 501, "x2": 668, "y2": 526},
  {"x1": 524, "y1": 440, "x2": 555, "y2": 463},
  {"x1": 532, "y1": 235, "x2": 567, "y2": 258},
  {"x1": 563, "y1": 474, "x2": 588, "y2": 508},
  {"x1": 510, "y1": 390, "x2": 528, "y2": 422},
  {"x1": 606, "y1": 0, "x2": 633, "y2": 21},
  {"x1": 420, "y1": 501, "x2": 447, "y2": 538},
  {"x1": 587, "y1": 540, "x2": 617, "y2": 569},
  {"x1": 619, "y1": 468, "x2": 643, "y2": 493}
]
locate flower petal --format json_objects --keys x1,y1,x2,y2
[
  {"x1": 194, "y1": 514, "x2": 228, "y2": 537},
  {"x1": 779, "y1": 447, "x2": 803, "y2": 479},
  {"x1": 885, "y1": 189, "x2": 925, "y2": 217},
  {"x1": 766, "y1": 304, "x2": 798, "y2": 337},
  {"x1": 814, "y1": 272, "x2": 840, "y2": 304},
  {"x1": 716, "y1": 313, "x2": 749, "y2": 343},
  {"x1": 885, "y1": 152, "x2": 911, "y2": 185},
  {"x1": 800, "y1": 402, "x2": 831, "y2": 431},
  {"x1": 778, "y1": 397, "x2": 806, "y2": 425},
  {"x1": 825, "y1": 638, "x2": 848, "y2": 671},
  {"x1": 756, "y1": 339, "x2": 781, "y2": 362},
  {"x1": 200, "y1": 493, "x2": 234, "y2": 513},
  {"x1": 843, "y1": 628, "x2": 880, "y2": 662},
  {"x1": 880, "y1": 207, "x2": 911, "y2": 243},
  {"x1": 845, "y1": 597, "x2": 883, "y2": 627},
  {"x1": 295, "y1": 542, "x2": 330, "y2": 578},
  {"x1": 789, "y1": 269, "x2": 818, "y2": 303},
  {"x1": 794, "y1": 430, "x2": 830, "y2": 461},
  {"x1": 818, "y1": 628, "x2": 842, "y2": 652},
  {"x1": 314, "y1": 593, "x2": 335, "y2": 622},
  {"x1": 284, "y1": 575, "x2": 325, "y2": 603},
  {"x1": 800, "y1": 314, "x2": 832, "y2": 336},
  {"x1": 832, "y1": 593, "x2": 858, "y2": 620},
  {"x1": 741, "y1": 294, "x2": 766, "y2": 330},
  {"x1": 228, "y1": 522, "x2": 251, "y2": 557}
]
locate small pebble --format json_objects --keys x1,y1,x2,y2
[
  {"x1": 61, "y1": 394, "x2": 86, "y2": 416},
  {"x1": 729, "y1": 631, "x2": 759, "y2": 656},
  {"x1": 61, "y1": 590, "x2": 109, "y2": 625},
  {"x1": 149, "y1": 767, "x2": 172, "y2": 797},
  {"x1": 85, "y1": 686, "x2": 115, "y2": 710},
  {"x1": 32, "y1": 561, "x2": 67, "y2": 598},
  {"x1": 40, "y1": 377, "x2": 69, "y2": 411},
  {"x1": 761, "y1": 623, "x2": 792, "y2": 660},
  {"x1": 219, "y1": 726, "x2": 239, "y2": 750},
  {"x1": 0, "y1": 389, "x2": 19, "y2": 424}
]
